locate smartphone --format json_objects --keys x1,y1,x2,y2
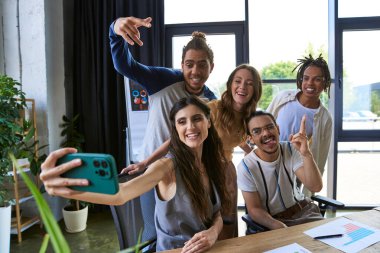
[{"x1": 57, "y1": 153, "x2": 119, "y2": 195}]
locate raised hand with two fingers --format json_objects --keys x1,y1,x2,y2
[{"x1": 114, "y1": 16, "x2": 152, "y2": 46}]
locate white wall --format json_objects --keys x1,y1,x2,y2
[
  {"x1": 45, "y1": 0, "x2": 66, "y2": 152},
  {"x1": 2, "y1": 0, "x2": 20, "y2": 80},
  {"x1": 1, "y1": 0, "x2": 65, "y2": 153},
  {"x1": 19, "y1": 0, "x2": 49, "y2": 151},
  {"x1": 1, "y1": 0, "x2": 66, "y2": 219}
]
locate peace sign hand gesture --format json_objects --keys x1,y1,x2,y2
[
  {"x1": 114, "y1": 16, "x2": 152, "y2": 46},
  {"x1": 289, "y1": 115, "x2": 312, "y2": 157}
]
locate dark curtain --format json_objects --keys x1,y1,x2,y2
[{"x1": 69, "y1": 0, "x2": 164, "y2": 171}]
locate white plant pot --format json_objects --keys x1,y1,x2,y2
[
  {"x1": 0, "y1": 205, "x2": 11, "y2": 253},
  {"x1": 62, "y1": 205, "x2": 88, "y2": 233}
]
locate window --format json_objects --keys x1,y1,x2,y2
[
  {"x1": 165, "y1": 0, "x2": 245, "y2": 24},
  {"x1": 171, "y1": 34, "x2": 236, "y2": 97},
  {"x1": 338, "y1": 0, "x2": 380, "y2": 18},
  {"x1": 164, "y1": 23, "x2": 247, "y2": 99},
  {"x1": 249, "y1": 0, "x2": 328, "y2": 73},
  {"x1": 336, "y1": 142, "x2": 380, "y2": 206},
  {"x1": 160, "y1": 0, "x2": 380, "y2": 208},
  {"x1": 334, "y1": 3, "x2": 380, "y2": 207},
  {"x1": 248, "y1": 0, "x2": 329, "y2": 110},
  {"x1": 341, "y1": 30, "x2": 380, "y2": 131}
]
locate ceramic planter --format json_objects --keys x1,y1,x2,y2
[
  {"x1": 0, "y1": 205, "x2": 12, "y2": 253},
  {"x1": 62, "y1": 205, "x2": 88, "y2": 233}
]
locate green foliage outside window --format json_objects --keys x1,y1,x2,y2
[
  {"x1": 258, "y1": 61, "x2": 297, "y2": 110},
  {"x1": 261, "y1": 61, "x2": 297, "y2": 80},
  {"x1": 371, "y1": 92, "x2": 380, "y2": 116}
]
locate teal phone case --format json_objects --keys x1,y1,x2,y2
[{"x1": 57, "y1": 153, "x2": 119, "y2": 195}]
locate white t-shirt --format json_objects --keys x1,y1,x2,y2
[
  {"x1": 276, "y1": 99, "x2": 317, "y2": 141},
  {"x1": 139, "y1": 81, "x2": 212, "y2": 161},
  {"x1": 237, "y1": 142, "x2": 304, "y2": 215}
]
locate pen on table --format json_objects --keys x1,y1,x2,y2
[{"x1": 313, "y1": 234, "x2": 344, "y2": 240}]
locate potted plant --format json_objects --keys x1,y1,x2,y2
[
  {"x1": 0, "y1": 74, "x2": 27, "y2": 252},
  {"x1": 59, "y1": 114, "x2": 89, "y2": 233},
  {"x1": 14, "y1": 122, "x2": 48, "y2": 177},
  {"x1": 1, "y1": 76, "x2": 48, "y2": 243}
]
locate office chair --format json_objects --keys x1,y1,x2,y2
[
  {"x1": 242, "y1": 195, "x2": 345, "y2": 235},
  {"x1": 109, "y1": 172, "x2": 156, "y2": 252}
]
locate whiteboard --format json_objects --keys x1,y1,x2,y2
[{"x1": 124, "y1": 77, "x2": 149, "y2": 163}]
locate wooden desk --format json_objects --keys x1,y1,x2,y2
[{"x1": 163, "y1": 208, "x2": 380, "y2": 253}]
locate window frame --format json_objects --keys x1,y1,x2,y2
[
  {"x1": 164, "y1": 21, "x2": 249, "y2": 68},
  {"x1": 333, "y1": 0, "x2": 380, "y2": 208}
]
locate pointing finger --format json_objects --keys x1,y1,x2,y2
[
  {"x1": 130, "y1": 17, "x2": 152, "y2": 46},
  {"x1": 140, "y1": 17, "x2": 152, "y2": 28},
  {"x1": 115, "y1": 17, "x2": 152, "y2": 46},
  {"x1": 128, "y1": 16, "x2": 152, "y2": 29},
  {"x1": 299, "y1": 115, "x2": 306, "y2": 135}
]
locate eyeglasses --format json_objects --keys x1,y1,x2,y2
[
  {"x1": 302, "y1": 75, "x2": 324, "y2": 84},
  {"x1": 250, "y1": 123, "x2": 276, "y2": 136}
]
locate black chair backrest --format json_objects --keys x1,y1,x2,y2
[{"x1": 109, "y1": 173, "x2": 156, "y2": 251}]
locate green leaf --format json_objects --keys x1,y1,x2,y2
[
  {"x1": 117, "y1": 229, "x2": 150, "y2": 253},
  {"x1": 24, "y1": 127, "x2": 36, "y2": 142},
  {"x1": 10, "y1": 154, "x2": 71, "y2": 253},
  {"x1": 39, "y1": 234, "x2": 50, "y2": 253}
]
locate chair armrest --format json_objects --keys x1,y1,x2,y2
[
  {"x1": 117, "y1": 170, "x2": 144, "y2": 183},
  {"x1": 241, "y1": 214, "x2": 268, "y2": 233},
  {"x1": 311, "y1": 195, "x2": 345, "y2": 208}
]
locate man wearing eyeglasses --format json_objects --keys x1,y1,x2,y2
[{"x1": 237, "y1": 111, "x2": 323, "y2": 230}]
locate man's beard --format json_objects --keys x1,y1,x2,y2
[{"x1": 261, "y1": 144, "x2": 279, "y2": 155}]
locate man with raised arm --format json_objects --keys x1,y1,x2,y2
[
  {"x1": 109, "y1": 16, "x2": 217, "y2": 243},
  {"x1": 237, "y1": 111, "x2": 323, "y2": 229}
]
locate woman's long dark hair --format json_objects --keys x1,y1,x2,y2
[{"x1": 168, "y1": 96, "x2": 230, "y2": 226}]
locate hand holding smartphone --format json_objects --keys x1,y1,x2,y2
[{"x1": 57, "y1": 153, "x2": 119, "y2": 195}]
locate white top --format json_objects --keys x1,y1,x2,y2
[
  {"x1": 237, "y1": 142, "x2": 304, "y2": 215},
  {"x1": 276, "y1": 99, "x2": 317, "y2": 141},
  {"x1": 139, "y1": 81, "x2": 212, "y2": 161}
]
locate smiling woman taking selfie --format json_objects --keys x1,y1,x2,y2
[{"x1": 40, "y1": 96, "x2": 230, "y2": 253}]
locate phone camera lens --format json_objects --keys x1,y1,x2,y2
[
  {"x1": 99, "y1": 169, "x2": 106, "y2": 176},
  {"x1": 93, "y1": 160, "x2": 100, "y2": 167},
  {"x1": 101, "y1": 161, "x2": 108, "y2": 168}
]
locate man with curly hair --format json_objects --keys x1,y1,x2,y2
[{"x1": 267, "y1": 54, "x2": 332, "y2": 194}]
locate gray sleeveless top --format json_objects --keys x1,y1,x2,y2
[{"x1": 154, "y1": 162, "x2": 221, "y2": 251}]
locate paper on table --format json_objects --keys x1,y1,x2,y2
[
  {"x1": 304, "y1": 217, "x2": 380, "y2": 253},
  {"x1": 263, "y1": 243, "x2": 312, "y2": 253}
]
